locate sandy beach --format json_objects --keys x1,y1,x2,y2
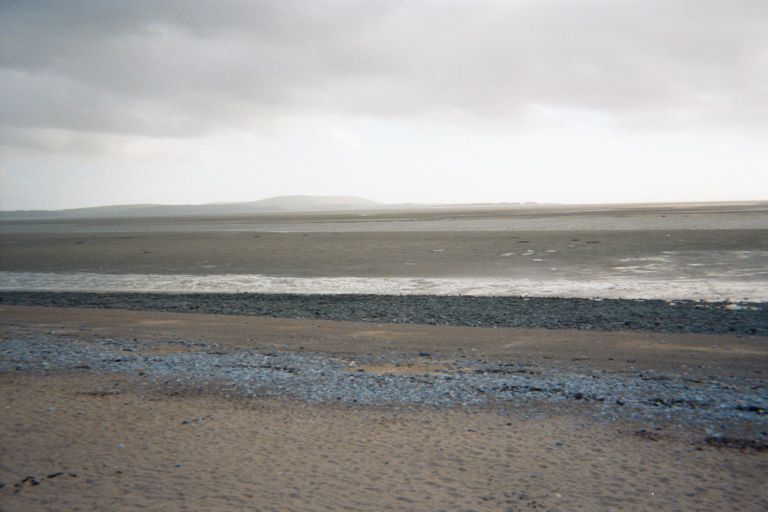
[
  {"x1": 2, "y1": 305, "x2": 767, "y2": 511},
  {"x1": 3, "y1": 372, "x2": 766, "y2": 512}
]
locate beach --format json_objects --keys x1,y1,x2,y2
[
  {"x1": 1, "y1": 203, "x2": 767, "y2": 510},
  {"x1": 5, "y1": 0, "x2": 768, "y2": 508},
  {"x1": 1, "y1": 305, "x2": 767, "y2": 511}
]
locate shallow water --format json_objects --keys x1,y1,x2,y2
[{"x1": 1, "y1": 271, "x2": 765, "y2": 301}]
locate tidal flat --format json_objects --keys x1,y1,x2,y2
[{"x1": 1, "y1": 202, "x2": 767, "y2": 510}]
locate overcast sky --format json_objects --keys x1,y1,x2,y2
[{"x1": 1, "y1": 0, "x2": 767, "y2": 210}]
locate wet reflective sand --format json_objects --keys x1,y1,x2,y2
[{"x1": 1, "y1": 202, "x2": 767, "y2": 300}]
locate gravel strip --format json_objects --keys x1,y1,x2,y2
[
  {"x1": 1, "y1": 291, "x2": 767, "y2": 335},
  {"x1": 2, "y1": 333, "x2": 766, "y2": 438}
]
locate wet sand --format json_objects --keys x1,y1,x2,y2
[
  {"x1": 3, "y1": 203, "x2": 767, "y2": 302},
  {"x1": 0, "y1": 203, "x2": 766, "y2": 278},
  {"x1": 3, "y1": 201, "x2": 768, "y2": 234},
  {"x1": 2, "y1": 228, "x2": 767, "y2": 282}
]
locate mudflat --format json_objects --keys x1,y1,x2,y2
[
  {"x1": 3, "y1": 201, "x2": 768, "y2": 234},
  {"x1": 2, "y1": 203, "x2": 767, "y2": 281},
  {"x1": 2, "y1": 203, "x2": 767, "y2": 301},
  {"x1": 2, "y1": 229, "x2": 767, "y2": 281}
]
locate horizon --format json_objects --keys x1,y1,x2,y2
[
  {"x1": 2, "y1": 1, "x2": 767, "y2": 210},
  {"x1": 3, "y1": 193, "x2": 767, "y2": 215}
]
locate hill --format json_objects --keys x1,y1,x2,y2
[{"x1": 0, "y1": 195, "x2": 384, "y2": 220}]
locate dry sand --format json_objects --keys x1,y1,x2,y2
[
  {"x1": 2, "y1": 371, "x2": 766, "y2": 512},
  {"x1": 2, "y1": 306, "x2": 767, "y2": 511}
]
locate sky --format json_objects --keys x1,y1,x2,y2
[{"x1": 1, "y1": 0, "x2": 767, "y2": 210}]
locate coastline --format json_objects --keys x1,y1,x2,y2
[{"x1": 3, "y1": 204, "x2": 768, "y2": 510}]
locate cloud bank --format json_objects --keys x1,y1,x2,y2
[{"x1": 2, "y1": 0, "x2": 767, "y2": 150}]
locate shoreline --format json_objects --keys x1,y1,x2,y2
[{"x1": 2, "y1": 270, "x2": 767, "y2": 302}]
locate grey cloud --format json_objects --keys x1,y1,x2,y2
[{"x1": 2, "y1": 0, "x2": 767, "y2": 148}]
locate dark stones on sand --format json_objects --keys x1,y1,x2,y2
[
  {"x1": 14, "y1": 476, "x2": 41, "y2": 493},
  {"x1": 704, "y1": 436, "x2": 768, "y2": 451},
  {"x1": 181, "y1": 415, "x2": 212, "y2": 425},
  {"x1": 1, "y1": 291, "x2": 766, "y2": 335}
]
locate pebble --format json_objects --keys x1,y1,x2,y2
[
  {"x1": 2, "y1": 291, "x2": 766, "y2": 335},
  {"x1": 2, "y1": 333, "x2": 767, "y2": 443}
]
